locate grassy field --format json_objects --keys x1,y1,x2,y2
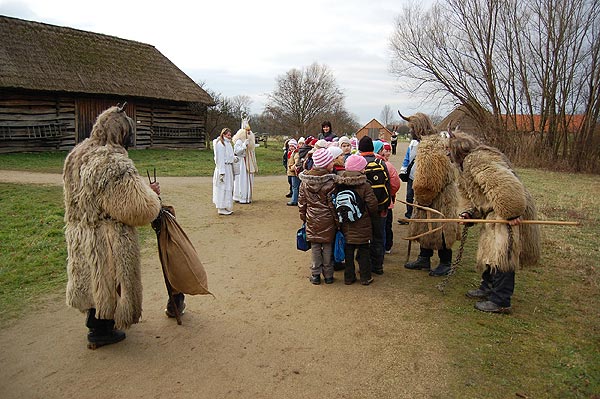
[
  {"x1": 0, "y1": 144, "x2": 287, "y2": 176},
  {"x1": 0, "y1": 150, "x2": 598, "y2": 398}
]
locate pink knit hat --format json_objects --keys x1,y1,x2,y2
[
  {"x1": 345, "y1": 154, "x2": 367, "y2": 172},
  {"x1": 312, "y1": 148, "x2": 334, "y2": 168}
]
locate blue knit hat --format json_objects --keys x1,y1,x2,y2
[{"x1": 373, "y1": 140, "x2": 384, "y2": 154}]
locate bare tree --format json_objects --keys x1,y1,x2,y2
[
  {"x1": 266, "y1": 63, "x2": 345, "y2": 136},
  {"x1": 231, "y1": 95, "x2": 253, "y2": 122},
  {"x1": 380, "y1": 105, "x2": 394, "y2": 127},
  {"x1": 389, "y1": 0, "x2": 600, "y2": 172},
  {"x1": 196, "y1": 82, "x2": 240, "y2": 146}
]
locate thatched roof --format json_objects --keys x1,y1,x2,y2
[{"x1": 0, "y1": 15, "x2": 214, "y2": 105}]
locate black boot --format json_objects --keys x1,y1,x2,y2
[
  {"x1": 86, "y1": 308, "x2": 126, "y2": 350},
  {"x1": 165, "y1": 293, "x2": 186, "y2": 318},
  {"x1": 404, "y1": 256, "x2": 431, "y2": 270},
  {"x1": 429, "y1": 261, "x2": 452, "y2": 276}
]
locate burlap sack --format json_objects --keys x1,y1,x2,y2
[{"x1": 156, "y1": 207, "x2": 211, "y2": 296}]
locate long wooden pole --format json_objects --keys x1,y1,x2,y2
[{"x1": 398, "y1": 218, "x2": 580, "y2": 226}]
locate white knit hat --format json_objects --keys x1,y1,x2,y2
[
  {"x1": 328, "y1": 146, "x2": 343, "y2": 159},
  {"x1": 314, "y1": 139, "x2": 328, "y2": 149},
  {"x1": 338, "y1": 136, "x2": 351, "y2": 146}
]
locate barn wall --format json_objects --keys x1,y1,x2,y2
[
  {"x1": 355, "y1": 120, "x2": 392, "y2": 143},
  {"x1": 0, "y1": 90, "x2": 208, "y2": 153},
  {"x1": 136, "y1": 102, "x2": 207, "y2": 149},
  {"x1": 0, "y1": 92, "x2": 76, "y2": 153}
]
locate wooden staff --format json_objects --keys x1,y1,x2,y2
[
  {"x1": 396, "y1": 200, "x2": 580, "y2": 241},
  {"x1": 399, "y1": 218, "x2": 580, "y2": 226},
  {"x1": 148, "y1": 170, "x2": 182, "y2": 325}
]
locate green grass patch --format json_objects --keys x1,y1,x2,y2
[
  {"x1": 0, "y1": 145, "x2": 287, "y2": 176},
  {"x1": 435, "y1": 168, "x2": 600, "y2": 398},
  {"x1": 0, "y1": 184, "x2": 67, "y2": 323}
]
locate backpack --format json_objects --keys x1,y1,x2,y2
[
  {"x1": 303, "y1": 156, "x2": 314, "y2": 171},
  {"x1": 334, "y1": 189, "x2": 364, "y2": 223},
  {"x1": 294, "y1": 155, "x2": 305, "y2": 175},
  {"x1": 364, "y1": 158, "x2": 391, "y2": 210},
  {"x1": 294, "y1": 147, "x2": 310, "y2": 174}
]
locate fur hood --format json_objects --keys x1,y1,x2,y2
[
  {"x1": 335, "y1": 171, "x2": 367, "y2": 186},
  {"x1": 89, "y1": 106, "x2": 135, "y2": 148},
  {"x1": 299, "y1": 169, "x2": 336, "y2": 193}
]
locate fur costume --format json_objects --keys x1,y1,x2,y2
[
  {"x1": 63, "y1": 106, "x2": 161, "y2": 329},
  {"x1": 449, "y1": 131, "x2": 540, "y2": 272},
  {"x1": 409, "y1": 134, "x2": 461, "y2": 250}
]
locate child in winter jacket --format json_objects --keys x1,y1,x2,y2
[
  {"x1": 335, "y1": 154, "x2": 379, "y2": 285},
  {"x1": 298, "y1": 148, "x2": 338, "y2": 284}
]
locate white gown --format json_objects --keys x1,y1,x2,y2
[
  {"x1": 212, "y1": 138, "x2": 234, "y2": 210},
  {"x1": 233, "y1": 139, "x2": 255, "y2": 203}
]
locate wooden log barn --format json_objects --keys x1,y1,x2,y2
[
  {"x1": 355, "y1": 119, "x2": 394, "y2": 143},
  {"x1": 0, "y1": 15, "x2": 214, "y2": 153}
]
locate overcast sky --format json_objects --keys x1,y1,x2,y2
[{"x1": 1, "y1": 0, "x2": 446, "y2": 125}]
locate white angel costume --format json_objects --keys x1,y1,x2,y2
[{"x1": 212, "y1": 136, "x2": 235, "y2": 214}]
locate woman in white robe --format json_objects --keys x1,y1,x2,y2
[
  {"x1": 213, "y1": 128, "x2": 235, "y2": 215},
  {"x1": 232, "y1": 128, "x2": 258, "y2": 204}
]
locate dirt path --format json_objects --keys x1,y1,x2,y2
[{"x1": 0, "y1": 146, "x2": 454, "y2": 399}]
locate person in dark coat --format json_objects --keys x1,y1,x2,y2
[
  {"x1": 335, "y1": 155, "x2": 379, "y2": 285},
  {"x1": 318, "y1": 120, "x2": 337, "y2": 142}
]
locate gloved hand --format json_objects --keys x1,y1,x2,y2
[
  {"x1": 219, "y1": 174, "x2": 224, "y2": 183},
  {"x1": 149, "y1": 181, "x2": 161, "y2": 195},
  {"x1": 459, "y1": 211, "x2": 474, "y2": 227}
]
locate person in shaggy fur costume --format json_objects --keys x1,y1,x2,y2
[
  {"x1": 404, "y1": 132, "x2": 461, "y2": 276},
  {"x1": 63, "y1": 105, "x2": 161, "y2": 348},
  {"x1": 448, "y1": 130, "x2": 540, "y2": 314}
]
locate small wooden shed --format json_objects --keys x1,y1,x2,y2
[
  {"x1": 355, "y1": 119, "x2": 394, "y2": 143},
  {"x1": 0, "y1": 15, "x2": 214, "y2": 153}
]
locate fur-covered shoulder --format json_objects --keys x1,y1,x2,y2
[
  {"x1": 335, "y1": 172, "x2": 367, "y2": 186},
  {"x1": 464, "y1": 147, "x2": 507, "y2": 168},
  {"x1": 298, "y1": 170, "x2": 336, "y2": 184}
]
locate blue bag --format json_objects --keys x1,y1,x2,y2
[
  {"x1": 334, "y1": 230, "x2": 346, "y2": 263},
  {"x1": 296, "y1": 223, "x2": 311, "y2": 251}
]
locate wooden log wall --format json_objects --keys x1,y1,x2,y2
[
  {"x1": 136, "y1": 102, "x2": 207, "y2": 149},
  {"x1": 0, "y1": 93, "x2": 76, "y2": 153},
  {"x1": 0, "y1": 91, "x2": 208, "y2": 153}
]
